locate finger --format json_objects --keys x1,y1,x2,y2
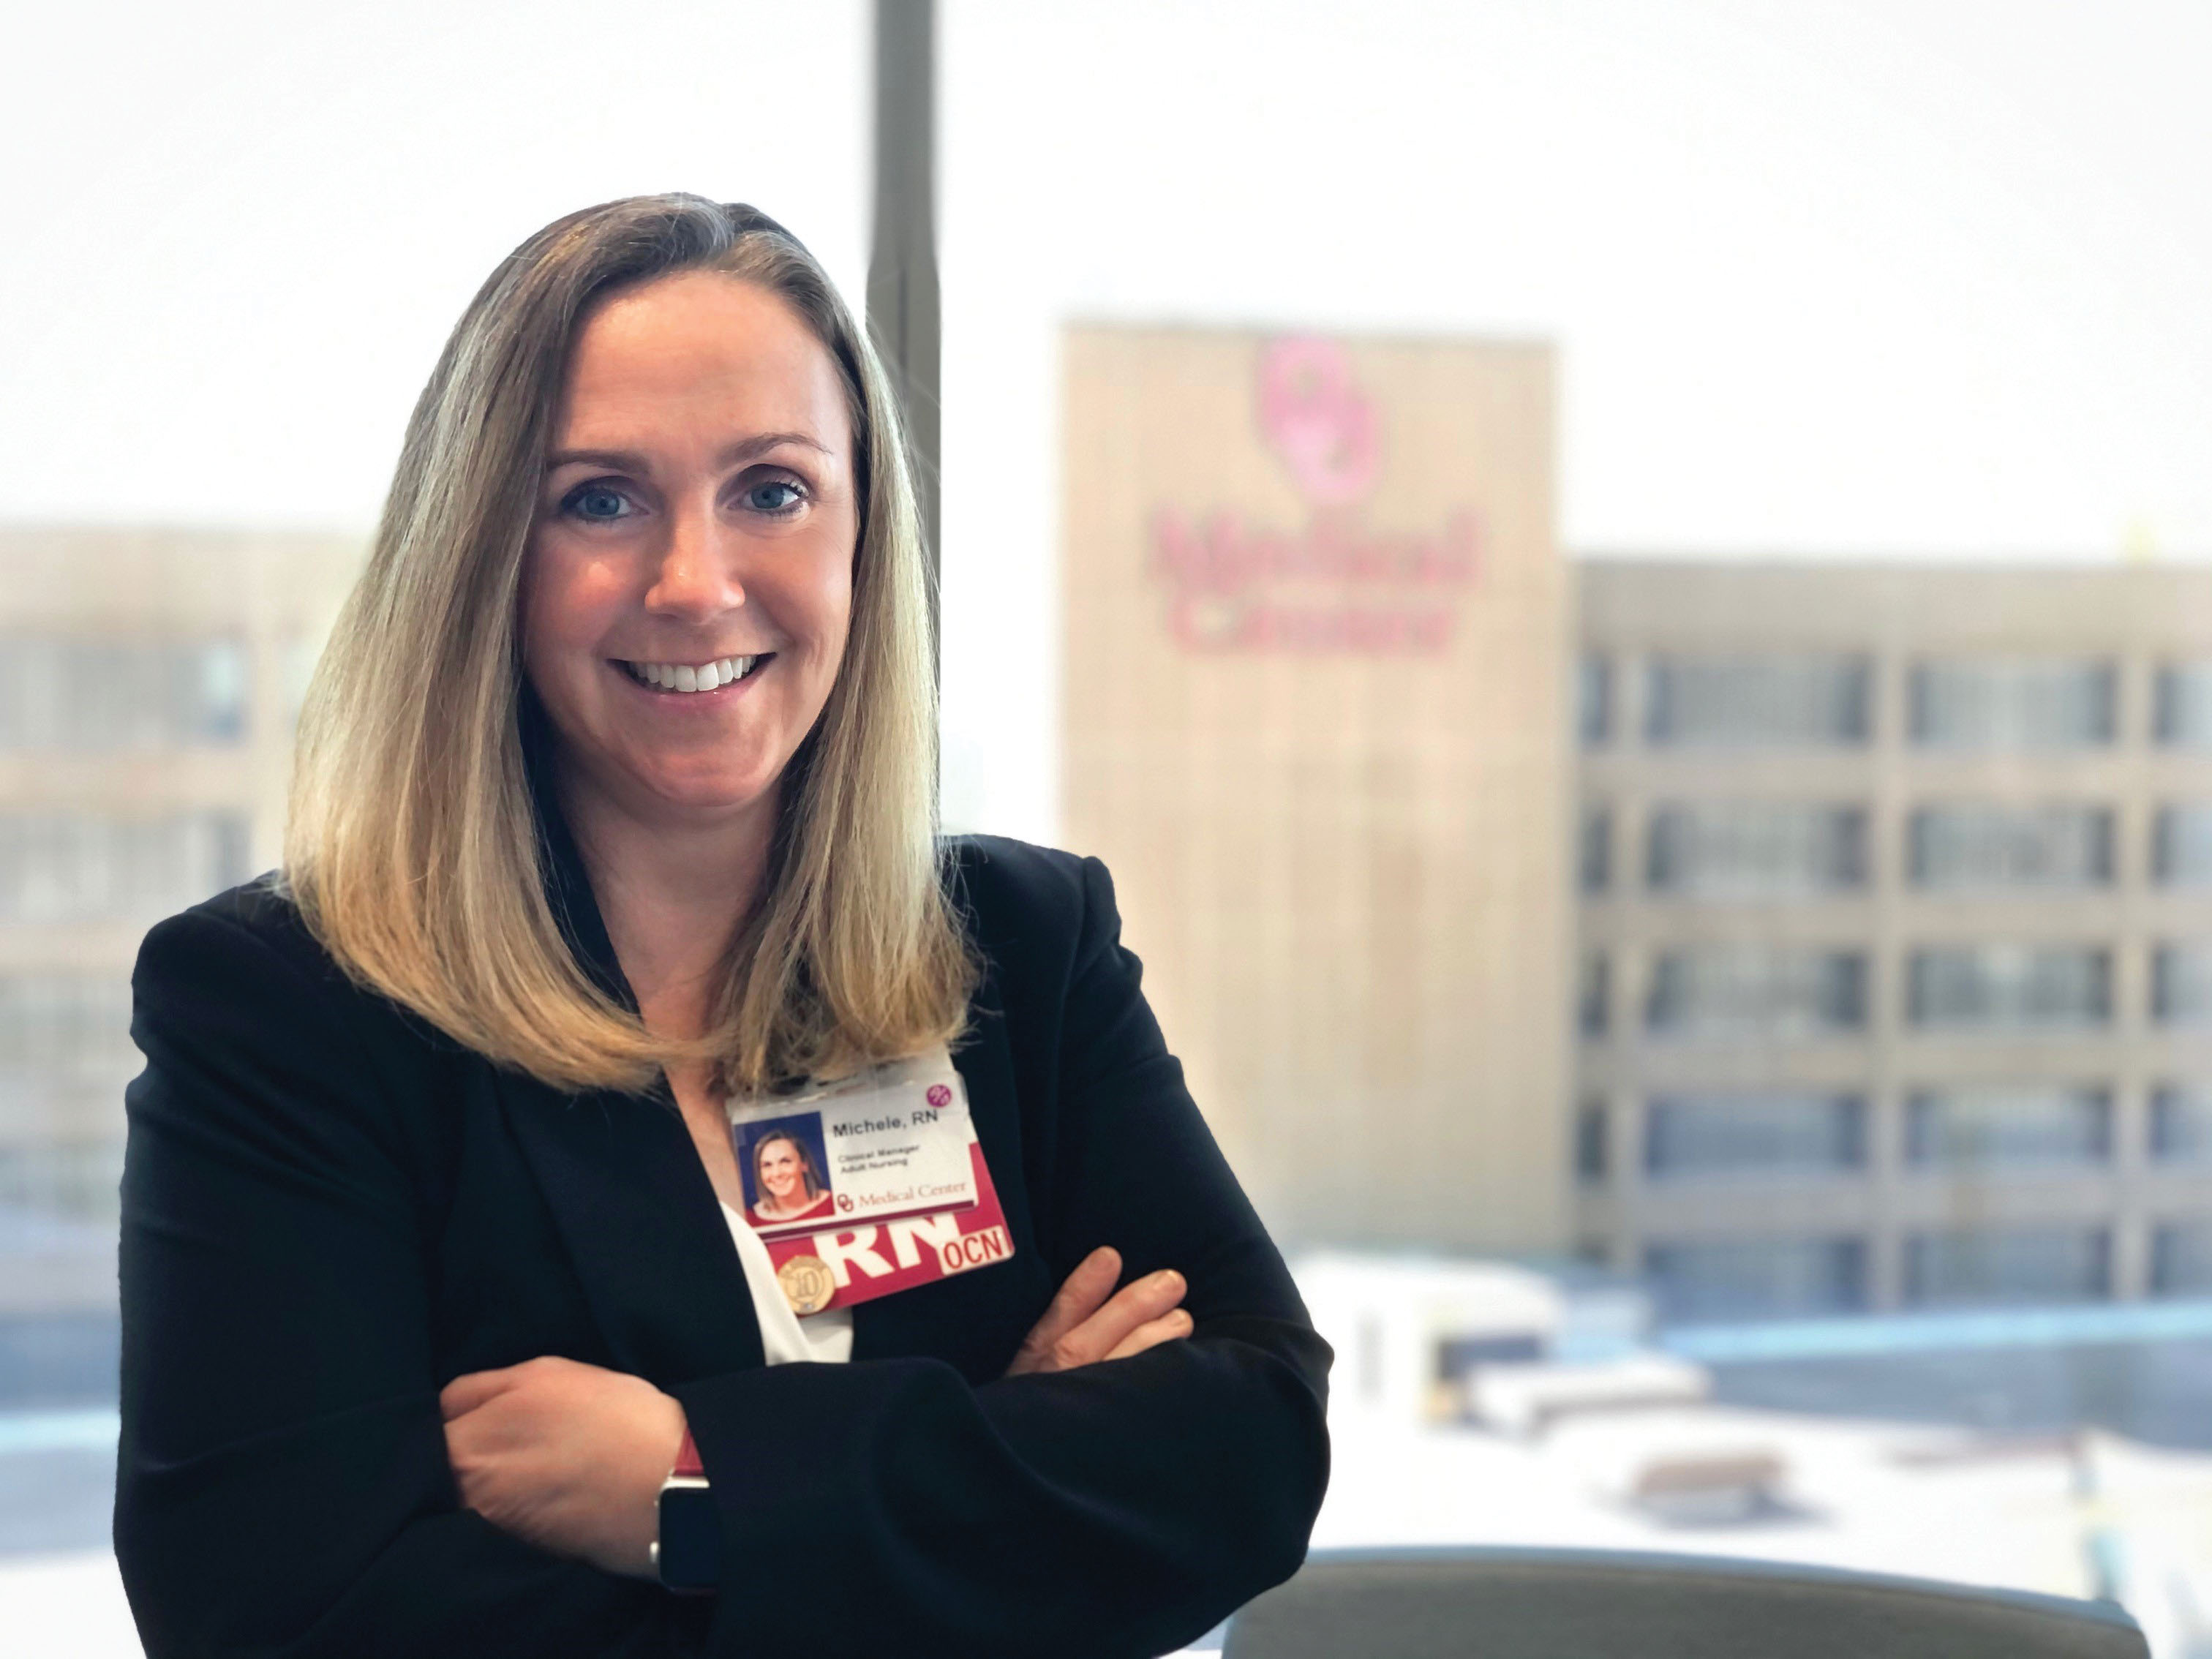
[
  {"x1": 1018, "y1": 1247, "x2": 1122, "y2": 1358},
  {"x1": 1054, "y1": 1268, "x2": 1186, "y2": 1369},
  {"x1": 440, "y1": 1367, "x2": 523, "y2": 1421},
  {"x1": 1104, "y1": 1307, "x2": 1194, "y2": 1362}
]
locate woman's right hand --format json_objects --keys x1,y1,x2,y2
[{"x1": 1004, "y1": 1246, "x2": 1192, "y2": 1377}]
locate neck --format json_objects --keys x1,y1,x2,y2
[{"x1": 554, "y1": 761, "x2": 782, "y2": 1045}]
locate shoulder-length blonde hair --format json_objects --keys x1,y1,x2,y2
[{"x1": 285, "y1": 194, "x2": 973, "y2": 1096}]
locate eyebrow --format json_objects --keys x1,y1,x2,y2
[{"x1": 544, "y1": 432, "x2": 835, "y2": 473}]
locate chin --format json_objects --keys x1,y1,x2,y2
[{"x1": 636, "y1": 762, "x2": 786, "y2": 817}]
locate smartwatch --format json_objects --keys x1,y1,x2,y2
[{"x1": 652, "y1": 1429, "x2": 721, "y2": 1594}]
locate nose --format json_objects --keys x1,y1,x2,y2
[{"x1": 643, "y1": 497, "x2": 746, "y2": 622}]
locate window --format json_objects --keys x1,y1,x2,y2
[
  {"x1": 0, "y1": 974, "x2": 135, "y2": 1074},
  {"x1": 2151, "y1": 1224, "x2": 2212, "y2": 1296},
  {"x1": 1904, "y1": 1227, "x2": 2110, "y2": 1307},
  {"x1": 1909, "y1": 804, "x2": 2113, "y2": 891},
  {"x1": 1646, "y1": 802, "x2": 1866, "y2": 898},
  {"x1": 2155, "y1": 661, "x2": 2212, "y2": 748},
  {"x1": 0, "y1": 810, "x2": 252, "y2": 923},
  {"x1": 1579, "y1": 805, "x2": 1611, "y2": 894},
  {"x1": 1578, "y1": 653, "x2": 1611, "y2": 746},
  {"x1": 1645, "y1": 946, "x2": 1867, "y2": 1040},
  {"x1": 1575, "y1": 1099, "x2": 1607, "y2": 1184},
  {"x1": 0, "y1": 1140, "x2": 127, "y2": 1220},
  {"x1": 1908, "y1": 658, "x2": 2115, "y2": 749},
  {"x1": 0, "y1": 979, "x2": 136, "y2": 1222},
  {"x1": 1644, "y1": 1092, "x2": 1865, "y2": 1178},
  {"x1": 2151, "y1": 1086, "x2": 2212, "y2": 1162},
  {"x1": 1645, "y1": 1237, "x2": 1867, "y2": 1324},
  {"x1": 1578, "y1": 951, "x2": 1609, "y2": 1038},
  {"x1": 2153, "y1": 944, "x2": 2212, "y2": 1027},
  {"x1": 0, "y1": 636, "x2": 247, "y2": 748},
  {"x1": 1905, "y1": 1085, "x2": 2111, "y2": 1168},
  {"x1": 2154, "y1": 805, "x2": 2212, "y2": 887},
  {"x1": 1644, "y1": 655, "x2": 1870, "y2": 748},
  {"x1": 1906, "y1": 945, "x2": 2110, "y2": 1031}
]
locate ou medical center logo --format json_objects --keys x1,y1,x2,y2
[
  {"x1": 1257, "y1": 337, "x2": 1381, "y2": 508},
  {"x1": 1143, "y1": 333, "x2": 1479, "y2": 656}
]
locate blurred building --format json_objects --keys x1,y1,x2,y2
[
  {"x1": 1057, "y1": 326, "x2": 2212, "y2": 1321},
  {"x1": 1577, "y1": 560, "x2": 2212, "y2": 1320},
  {"x1": 1059, "y1": 324, "x2": 1573, "y2": 1253},
  {"x1": 0, "y1": 526, "x2": 357, "y2": 1312}
]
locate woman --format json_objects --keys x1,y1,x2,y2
[
  {"x1": 115, "y1": 195, "x2": 1330, "y2": 1659},
  {"x1": 745, "y1": 1129, "x2": 831, "y2": 1226}
]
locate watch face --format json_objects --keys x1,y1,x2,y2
[{"x1": 656, "y1": 1481, "x2": 721, "y2": 1592}]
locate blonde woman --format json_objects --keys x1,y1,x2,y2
[
  {"x1": 114, "y1": 196, "x2": 1328, "y2": 1658},
  {"x1": 745, "y1": 1129, "x2": 831, "y2": 1226}
]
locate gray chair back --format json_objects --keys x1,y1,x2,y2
[{"x1": 1222, "y1": 1547, "x2": 2148, "y2": 1659}]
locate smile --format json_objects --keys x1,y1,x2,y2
[{"x1": 617, "y1": 655, "x2": 771, "y2": 693}]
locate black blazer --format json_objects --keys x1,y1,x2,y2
[{"x1": 115, "y1": 828, "x2": 1331, "y2": 1659}]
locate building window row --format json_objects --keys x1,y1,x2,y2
[
  {"x1": 1578, "y1": 1084, "x2": 2212, "y2": 1182},
  {"x1": 1581, "y1": 653, "x2": 2212, "y2": 752},
  {"x1": 0, "y1": 1139, "x2": 127, "y2": 1220},
  {"x1": 1576, "y1": 941, "x2": 2212, "y2": 1037},
  {"x1": 1644, "y1": 1224, "x2": 2212, "y2": 1323},
  {"x1": 1580, "y1": 800, "x2": 2212, "y2": 896},
  {"x1": 0, "y1": 636, "x2": 249, "y2": 749},
  {"x1": 0, "y1": 974, "x2": 136, "y2": 1073},
  {"x1": 0, "y1": 810, "x2": 253, "y2": 924}
]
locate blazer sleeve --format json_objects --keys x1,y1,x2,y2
[
  {"x1": 669, "y1": 853, "x2": 1332, "y2": 1659},
  {"x1": 116, "y1": 908, "x2": 705, "y2": 1659}
]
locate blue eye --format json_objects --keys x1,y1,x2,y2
[
  {"x1": 562, "y1": 482, "x2": 633, "y2": 522},
  {"x1": 746, "y1": 480, "x2": 804, "y2": 514}
]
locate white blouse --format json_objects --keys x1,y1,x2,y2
[{"x1": 718, "y1": 1200, "x2": 854, "y2": 1366}]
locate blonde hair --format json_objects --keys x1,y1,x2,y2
[{"x1": 284, "y1": 195, "x2": 973, "y2": 1094}]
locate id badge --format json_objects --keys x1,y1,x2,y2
[{"x1": 726, "y1": 1050, "x2": 1015, "y2": 1316}]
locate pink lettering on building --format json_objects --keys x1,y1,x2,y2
[{"x1": 1151, "y1": 336, "x2": 1483, "y2": 655}]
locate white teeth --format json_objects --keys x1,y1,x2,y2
[{"x1": 627, "y1": 656, "x2": 763, "y2": 693}]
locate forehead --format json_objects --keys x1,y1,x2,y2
[{"x1": 556, "y1": 271, "x2": 850, "y2": 453}]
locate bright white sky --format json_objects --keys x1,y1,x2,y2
[{"x1": 4, "y1": 0, "x2": 2207, "y2": 836}]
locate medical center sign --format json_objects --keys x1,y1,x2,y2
[{"x1": 1151, "y1": 337, "x2": 1482, "y2": 654}]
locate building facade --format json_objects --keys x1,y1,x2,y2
[
  {"x1": 1060, "y1": 324, "x2": 1573, "y2": 1253},
  {"x1": 0, "y1": 526, "x2": 358, "y2": 1311},
  {"x1": 1576, "y1": 560, "x2": 2212, "y2": 1320},
  {"x1": 1058, "y1": 328, "x2": 2212, "y2": 1320}
]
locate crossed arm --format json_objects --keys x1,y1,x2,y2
[{"x1": 439, "y1": 1246, "x2": 1195, "y2": 1579}]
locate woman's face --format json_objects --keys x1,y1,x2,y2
[
  {"x1": 522, "y1": 271, "x2": 859, "y2": 828},
  {"x1": 756, "y1": 1137, "x2": 805, "y2": 1204}
]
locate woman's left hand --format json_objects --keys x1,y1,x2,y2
[{"x1": 440, "y1": 1355, "x2": 688, "y2": 1579}]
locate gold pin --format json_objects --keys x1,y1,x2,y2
[{"x1": 777, "y1": 1254, "x2": 836, "y2": 1316}]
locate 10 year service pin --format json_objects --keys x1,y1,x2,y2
[{"x1": 777, "y1": 1254, "x2": 835, "y2": 1315}]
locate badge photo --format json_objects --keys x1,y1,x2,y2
[
  {"x1": 734, "y1": 1113, "x2": 837, "y2": 1231},
  {"x1": 729, "y1": 1055, "x2": 980, "y2": 1235}
]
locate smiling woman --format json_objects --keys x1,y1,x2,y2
[
  {"x1": 112, "y1": 195, "x2": 1329, "y2": 1659},
  {"x1": 279, "y1": 206, "x2": 965, "y2": 1102},
  {"x1": 525, "y1": 275, "x2": 857, "y2": 829}
]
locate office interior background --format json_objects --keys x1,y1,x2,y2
[{"x1": 4, "y1": 1, "x2": 2210, "y2": 1652}]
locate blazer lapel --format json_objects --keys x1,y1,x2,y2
[{"x1": 499, "y1": 1069, "x2": 767, "y2": 1382}]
